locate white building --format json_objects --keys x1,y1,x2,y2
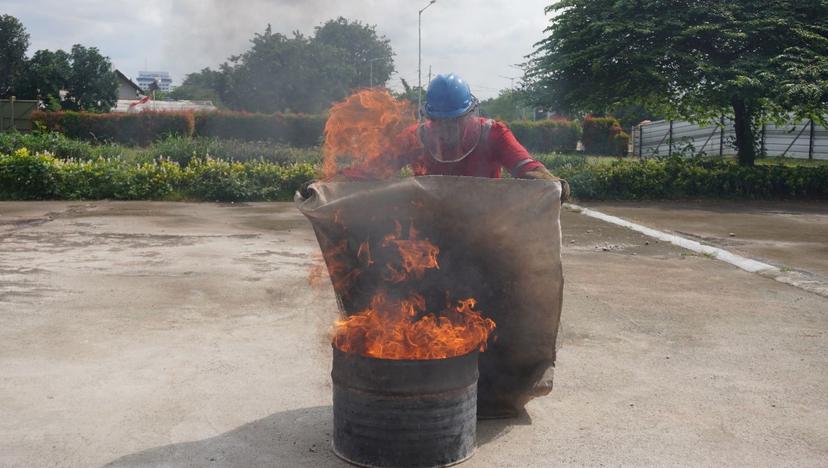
[{"x1": 136, "y1": 71, "x2": 174, "y2": 92}]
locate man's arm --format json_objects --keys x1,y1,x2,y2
[
  {"x1": 520, "y1": 166, "x2": 571, "y2": 202},
  {"x1": 489, "y1": 121, "x2": 571, "y2": 201}
]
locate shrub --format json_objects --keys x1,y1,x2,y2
[
  {"x1": 0, "y1": 131, "x2": 95, "y2": 160},
  {"x1": 33, "y1": 111, "x2": 195, "y2": 146},
  {"x1": 0, "y1": 149, "x2": 319, "y2": 202},
  {"x1": 0, "y1": 148, "x2": 59, "y2": 199},
  {"x1": 508, "y1": 119, "x2": 581, "y2": 153},
  {"x1": 557, "y1": 157, "x2": 828, "y2": 200},
  {"x1": 194, "y1": 111, "x2": 325, "y2": 147},
  {"x1": 581, "y1": 116, "x2": 629, "y2": 156},
  {"x1": 146, "y1": 135, "x2": 322, "y2": 166}
]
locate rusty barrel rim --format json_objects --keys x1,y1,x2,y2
[{"x1": 331, "y1": 345, "x2": 480, "y2": 395}]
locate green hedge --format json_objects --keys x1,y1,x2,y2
[
  {"x1": 34, "y1": 111, "x2": 195, "y2": 146},
  {"x1": 1, "y1": 131, "x2": 322, "y2": 167},
  {"x1": 33, "y1": 111, "x2": 326, "y2": 148},
  {"x1": 508, "y1": 119, "x2": 580, "y2": 153},
  {"x1": 0, "y1": 148, "x2": 316, "y2": 201},
  {"x1": 194, "y1": 112, "x2": 325, "y2": 147},
  {"x1": 557, "y1": 157, "x2": 828, "y2": 200},
  {"x1": 581, "y1": 116, "x2": 629, "y2": 156},
  {"x1": 145, "y1": 136, "x2": 322, "y2": 167}
]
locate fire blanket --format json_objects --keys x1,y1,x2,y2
[{"x1": 296, "y1": 176, "x2": 563, "y2": 416}]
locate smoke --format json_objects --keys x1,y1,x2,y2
[
  {"x1": 0, "y1": 0, "x2": 554, "y2": 98},
  {"x1": 159, "y1": 0, "x2": 551, "y2": 98}
]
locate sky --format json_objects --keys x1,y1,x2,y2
[{"x1": 3, "y1": 0, "x2": 553, "y2": 99}]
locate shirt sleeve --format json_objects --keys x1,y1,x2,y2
[{"x1": 489, "y1": 121, "x2": 544, "y2": 177}]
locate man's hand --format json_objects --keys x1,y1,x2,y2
[
  {"x1": 521, "y1": 167, "x2": 571, "y2": 202},
  {"x1": 298, "y1": 179, "x2": 317, "y2": 199}
]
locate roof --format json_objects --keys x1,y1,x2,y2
[
  {"x1": 114, "y1": 70, "x2": 143, "y2": 94},
  {"x1": 112, "y1": 99, "x2": 218, "y2": 113}
]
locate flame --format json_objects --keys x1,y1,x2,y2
[
  {"x1": 333, "y1": 293, "x2": 496, "y2": 360},
  {"x1": 322, "y1": 88, "x2": 419, "y2": 180},
  {"x1": 328, "y1": 220, "x2": 495, "y2": 360},
  {"x1": 381, "y1": 220, "x2": 439, "y2": 283},
  {"x1": 314, "y1": 90, "x2": 495, "y2": 360}
]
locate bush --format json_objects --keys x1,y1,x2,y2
[
  {"x1": 557, "y1": 157, "x2": 828, "y2": 200},
  {"x1": 145, "y1": 135, "x2": 322, "y2": 167},
  {"x1": 33, "y1": 111, "x2": 195, "y2": 146},
  {"x1": 508, "y1": 119, "x2": 581, "y2": 153},
  {"x1": 194, "y1": 111, "x2": 325, "y2": 147},
  {"x1": 0, "y1": 149, "x2": 318, "y2": 202},
  {"x1": 0, "y1": 148, "x2": 59, "y2": 199},
  {"x1": 581, "y1": 116, "x2": 629, "y2": 156},
  {"x1": 0, "y1": 131, "x2": 95, "y2": 160}
]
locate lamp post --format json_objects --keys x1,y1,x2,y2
[
  {"x1": 418, "y1": 0, "x2": 437, "y2": 121},
  {"x1": 368, "y1": 57, "x2": 383, "y2": 87}
]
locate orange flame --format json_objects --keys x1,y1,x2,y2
[
  {"x1": 328, "y1": 220, "x2": 495, "y2": 360},
  {"x1": 381, "y1": 220, "x2": 440, "y2": 283},
  {"x1": 322, "y1": 88, "x2": 419, "y2": 180},
  {"x1": 314, "y1": 90, "x2": 495, "y2": 360},
  {"x1": 333, "y1": 293, "x2": 496, "y2": 360}
]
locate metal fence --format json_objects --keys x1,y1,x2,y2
[
  {"x1": 0, "y1": 99, "x2": 39, "y2": 132},
  {"x1": 632, "y1": 117, "x2": 828, "y2": 160}
]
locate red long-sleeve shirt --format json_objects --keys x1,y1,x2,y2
[{"x1": 343, "y1": 118, "x2": 544, "y2": 179}]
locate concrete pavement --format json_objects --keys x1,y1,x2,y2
[{"x1": 1, "y1": 201, "x2": 826, "y2": 467}]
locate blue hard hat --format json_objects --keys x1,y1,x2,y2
[{"x1": 424, "y1": 73, "x2": 477, "y2": 119}]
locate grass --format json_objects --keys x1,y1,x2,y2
[{"x1": 756, "y1": 157, "x2": 828, "y2": 167}]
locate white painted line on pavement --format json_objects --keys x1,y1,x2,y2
[
  {"x1": 564, "y1": 203, "x2": 777, "y2": 273},
  {"x1": 565, "y1": 203, "x2": 828, "y2": 298}
]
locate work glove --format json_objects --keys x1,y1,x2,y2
[
  {"x1": 548, "y1": 177, "x2": 570, "y2": 203},
  {"x1": 559, "y1": 178, "x2": 571, "y2": 203},
  {"x1": 298, "y1": 179, "x2": 317, "y2": 200}
]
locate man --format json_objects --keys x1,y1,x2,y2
[{"x1": 338, "y1": 73, "x2": 570, "y2": 200}]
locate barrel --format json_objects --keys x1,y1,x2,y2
[{"x1": 331, "y1": 346, "x2": 479, "y2": 467}]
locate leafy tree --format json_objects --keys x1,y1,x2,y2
[
  {"x1": 480, "y1": 89, "x2": 534, "y2": 121},
  {"x1": 17, "y1": 49, "x2": 71, "y2": 103},
  {"x1": 608, "y1": 103, "x2": 662, "y2": 130},
  {"x1": 220, "y1": 26, "x2": 351, "y2": 113},
  {"x1": 62, "y1": 44, "x2": 118, "y2": 112},
  {"x1": 394, "y1": 78, "x2": 424, "y2": 106},
  {"x1": 170, "y1": 67, "x2": 225, "y2": 103},
  {"x1": 313, "y1": 17, "x2": 394, "y2": 88},
  {"x1": 0, "y1": 14, "x2": 29, "y2": 97},
  {"x1": 526, "y1": 0, "x2": 828, "y2": 166},
  {"x1": 176, "y1": 19, "x2": 395, "y2": 114}
]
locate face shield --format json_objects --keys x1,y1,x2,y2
[{"x1": 419, "y1": 109, "x2": 483, "y2": 163}]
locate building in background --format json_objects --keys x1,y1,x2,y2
[
  {"x1": 136, "y1": 71, "x2": 174, "y2": 92},
  {"x1": 115, "y1": 70, "x2": 144, "y2": 100}
]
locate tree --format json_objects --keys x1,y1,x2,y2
[
  {"x1": 313, "y1": 17, "x2": 394, "y2": 88},
  {"x1": 17, "y1": 49, "x2": 71, "y2": 103},
  {"x1": 480, "y1": 89, "x2": 533, "y2": 121},
  {"x1": 62, "y1": 44, "x2": 118, "y2": 112},
  {"x1": 175, "y1": 19, "x2": 395, "y2": 114},
  {"x1": 170, "y1": 67, "x2": 225, "y2": 103},
  {"x1": 0, "y1": 14, "x2": 29, "y2": 97},
  {"x1": 220, "y1": 26, "x2": 352, "y2": 113},
  {"x1": 526, "y1": 0, "x2": 828, "y2": 166},
  {"x1": 394, "y1": 78, "x2": 424, "y2": 105}
]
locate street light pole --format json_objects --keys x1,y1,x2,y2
[
  {"x1": 368, "y1": 57, "x2": 383, "y2": 87},
  {"x1": 418, "y1": 0, "x2": 436, "y2": 121}
]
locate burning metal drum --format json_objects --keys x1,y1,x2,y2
[{"x1": 331, "y1": 346, "x2": 479, "y2": 467}]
